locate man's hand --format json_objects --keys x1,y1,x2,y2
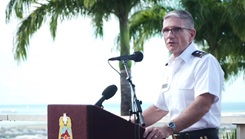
[{"x1": 143, "y1": 126, "x2": 172, "y2": 139}]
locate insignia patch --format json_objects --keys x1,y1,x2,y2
[{"x1": 192, "y1": 50, "x2": 208, "y2": 58}]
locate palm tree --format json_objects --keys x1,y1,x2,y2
[
  {"x1": 5, "y1": 0, "x2": 166, "y2": 116},
  {"x1": 181, "y1": 0, "x2": 245, "y2": 80}
]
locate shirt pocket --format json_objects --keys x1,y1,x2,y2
[{"x1": 177, "y1": 79, "x2": 195, "y2": 90}]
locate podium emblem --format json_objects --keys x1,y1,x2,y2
[{"x1": 58, "y1": 113, "x2": 73, "y2": 139}]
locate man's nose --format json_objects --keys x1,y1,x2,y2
[{"x1": 164, "y1": 31, "x2": 175, "y2": 38}]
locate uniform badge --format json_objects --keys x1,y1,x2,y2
[
  {"x1": 192, "y1": 50, "x2": 208, "y2": 58},
  {"x1": 58, "y1": 113, "x2": 73, "y2": 139}
]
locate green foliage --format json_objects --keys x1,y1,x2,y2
[
  {"x1": 221, "y1": 129, "x2": 237, "y2": 139},
  {"x1": 5, "y1": 0, "x2": 168, "y2": 115},
  {"x1": 129, "y1": 4, "x2": 167, "y2": 51},
  {"x1": 181, "y1": 0, "x2": 245, "y2": 80},
  {"x1": 5, "y1": 0, "x2": 165, "y2": 62},
  {"x1": 6, "y1": 0, "x2": 88, "y2": 61}
]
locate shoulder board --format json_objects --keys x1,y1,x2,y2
[{"x1": 192, "y1": 50, "x2": 208, "y2": 58}]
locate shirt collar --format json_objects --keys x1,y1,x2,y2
[
  {"x1": 166, "y1": 42, "x2": 197, "y2": 66},
  {"x1": 179, "y1": 42, "x2": 197, "y2": 64}
]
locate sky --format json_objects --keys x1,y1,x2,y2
[{"x1": 0, "y1": 1, "x2": 244, "y2": 107}]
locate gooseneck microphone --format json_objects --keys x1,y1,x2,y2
[
  {"x1": 108, "y1": 51, "x2": 143, "y2": 62},
  {"x1": 95, "y1": 85, "x2": 118, "y2": 107}
]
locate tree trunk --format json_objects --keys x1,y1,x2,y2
[{"x1": 120, "y1": 69, "x2": 132, "y2": 116}]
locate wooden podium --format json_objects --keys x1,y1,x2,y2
[{"x1": 48, "y1": 104, "x2": 145, "y2": 139}]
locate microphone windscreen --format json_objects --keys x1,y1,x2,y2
[
  {"x1": 102, "y1": 85, "x2": 117, "y2": 100},
  {"x1": 133, "y1": 51, "x2": 143, "y2": 62}
]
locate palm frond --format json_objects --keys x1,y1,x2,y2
[
  {"x1": 129, "y1": 5, "x2": 167, "y2": 51},
  {"x1": 6, "y1": 0, "x2": 42, "y2": 22}
]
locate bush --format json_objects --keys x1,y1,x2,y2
[{"x1": 222, "y1": 129, "x2": 237, "y2": 139}]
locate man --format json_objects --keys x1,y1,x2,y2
[{"x1": 142, "y1": 10, "x2": 224, "y2": 139}]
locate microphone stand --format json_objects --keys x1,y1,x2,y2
[{"x1": 121, "y1": 60, "x2": 145, "y2": 127}]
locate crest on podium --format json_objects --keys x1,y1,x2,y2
[{"x1": 58, "y1": 113, "x2": 73, "y2": 139}]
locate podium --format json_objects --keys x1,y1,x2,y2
[{"x1": 48, "y1": 104, "x2": 145, "y2": 139}]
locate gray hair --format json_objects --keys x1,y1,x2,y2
[{"x1": 164, "y1": 10, "x2": 194, "y2": 29}]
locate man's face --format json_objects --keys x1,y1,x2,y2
[{"x1": 162, "y1": 17, "x2": 196, "y2": 57}]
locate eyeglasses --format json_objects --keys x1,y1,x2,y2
[{"x1": 162, "y1": 27, "x2": 192, "y2": 36}]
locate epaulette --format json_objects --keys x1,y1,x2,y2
[{"x1": 192, "y1": 50, "x2": 208, "y2": 58}]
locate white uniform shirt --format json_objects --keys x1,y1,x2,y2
[{"x1": 155, "y1": 42, "x2": 224, "y2": 132}]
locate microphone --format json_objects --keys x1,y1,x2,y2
[
  {"x1": 95, "y1": 85, "x2": 118, "y2": 107},
  {"x1": 108, "y1": 51, "x2": 143, "y2": 62}
]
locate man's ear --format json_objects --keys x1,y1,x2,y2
[{"x1": 190, "y1": 29, "x2": 196, "y2": 42}]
